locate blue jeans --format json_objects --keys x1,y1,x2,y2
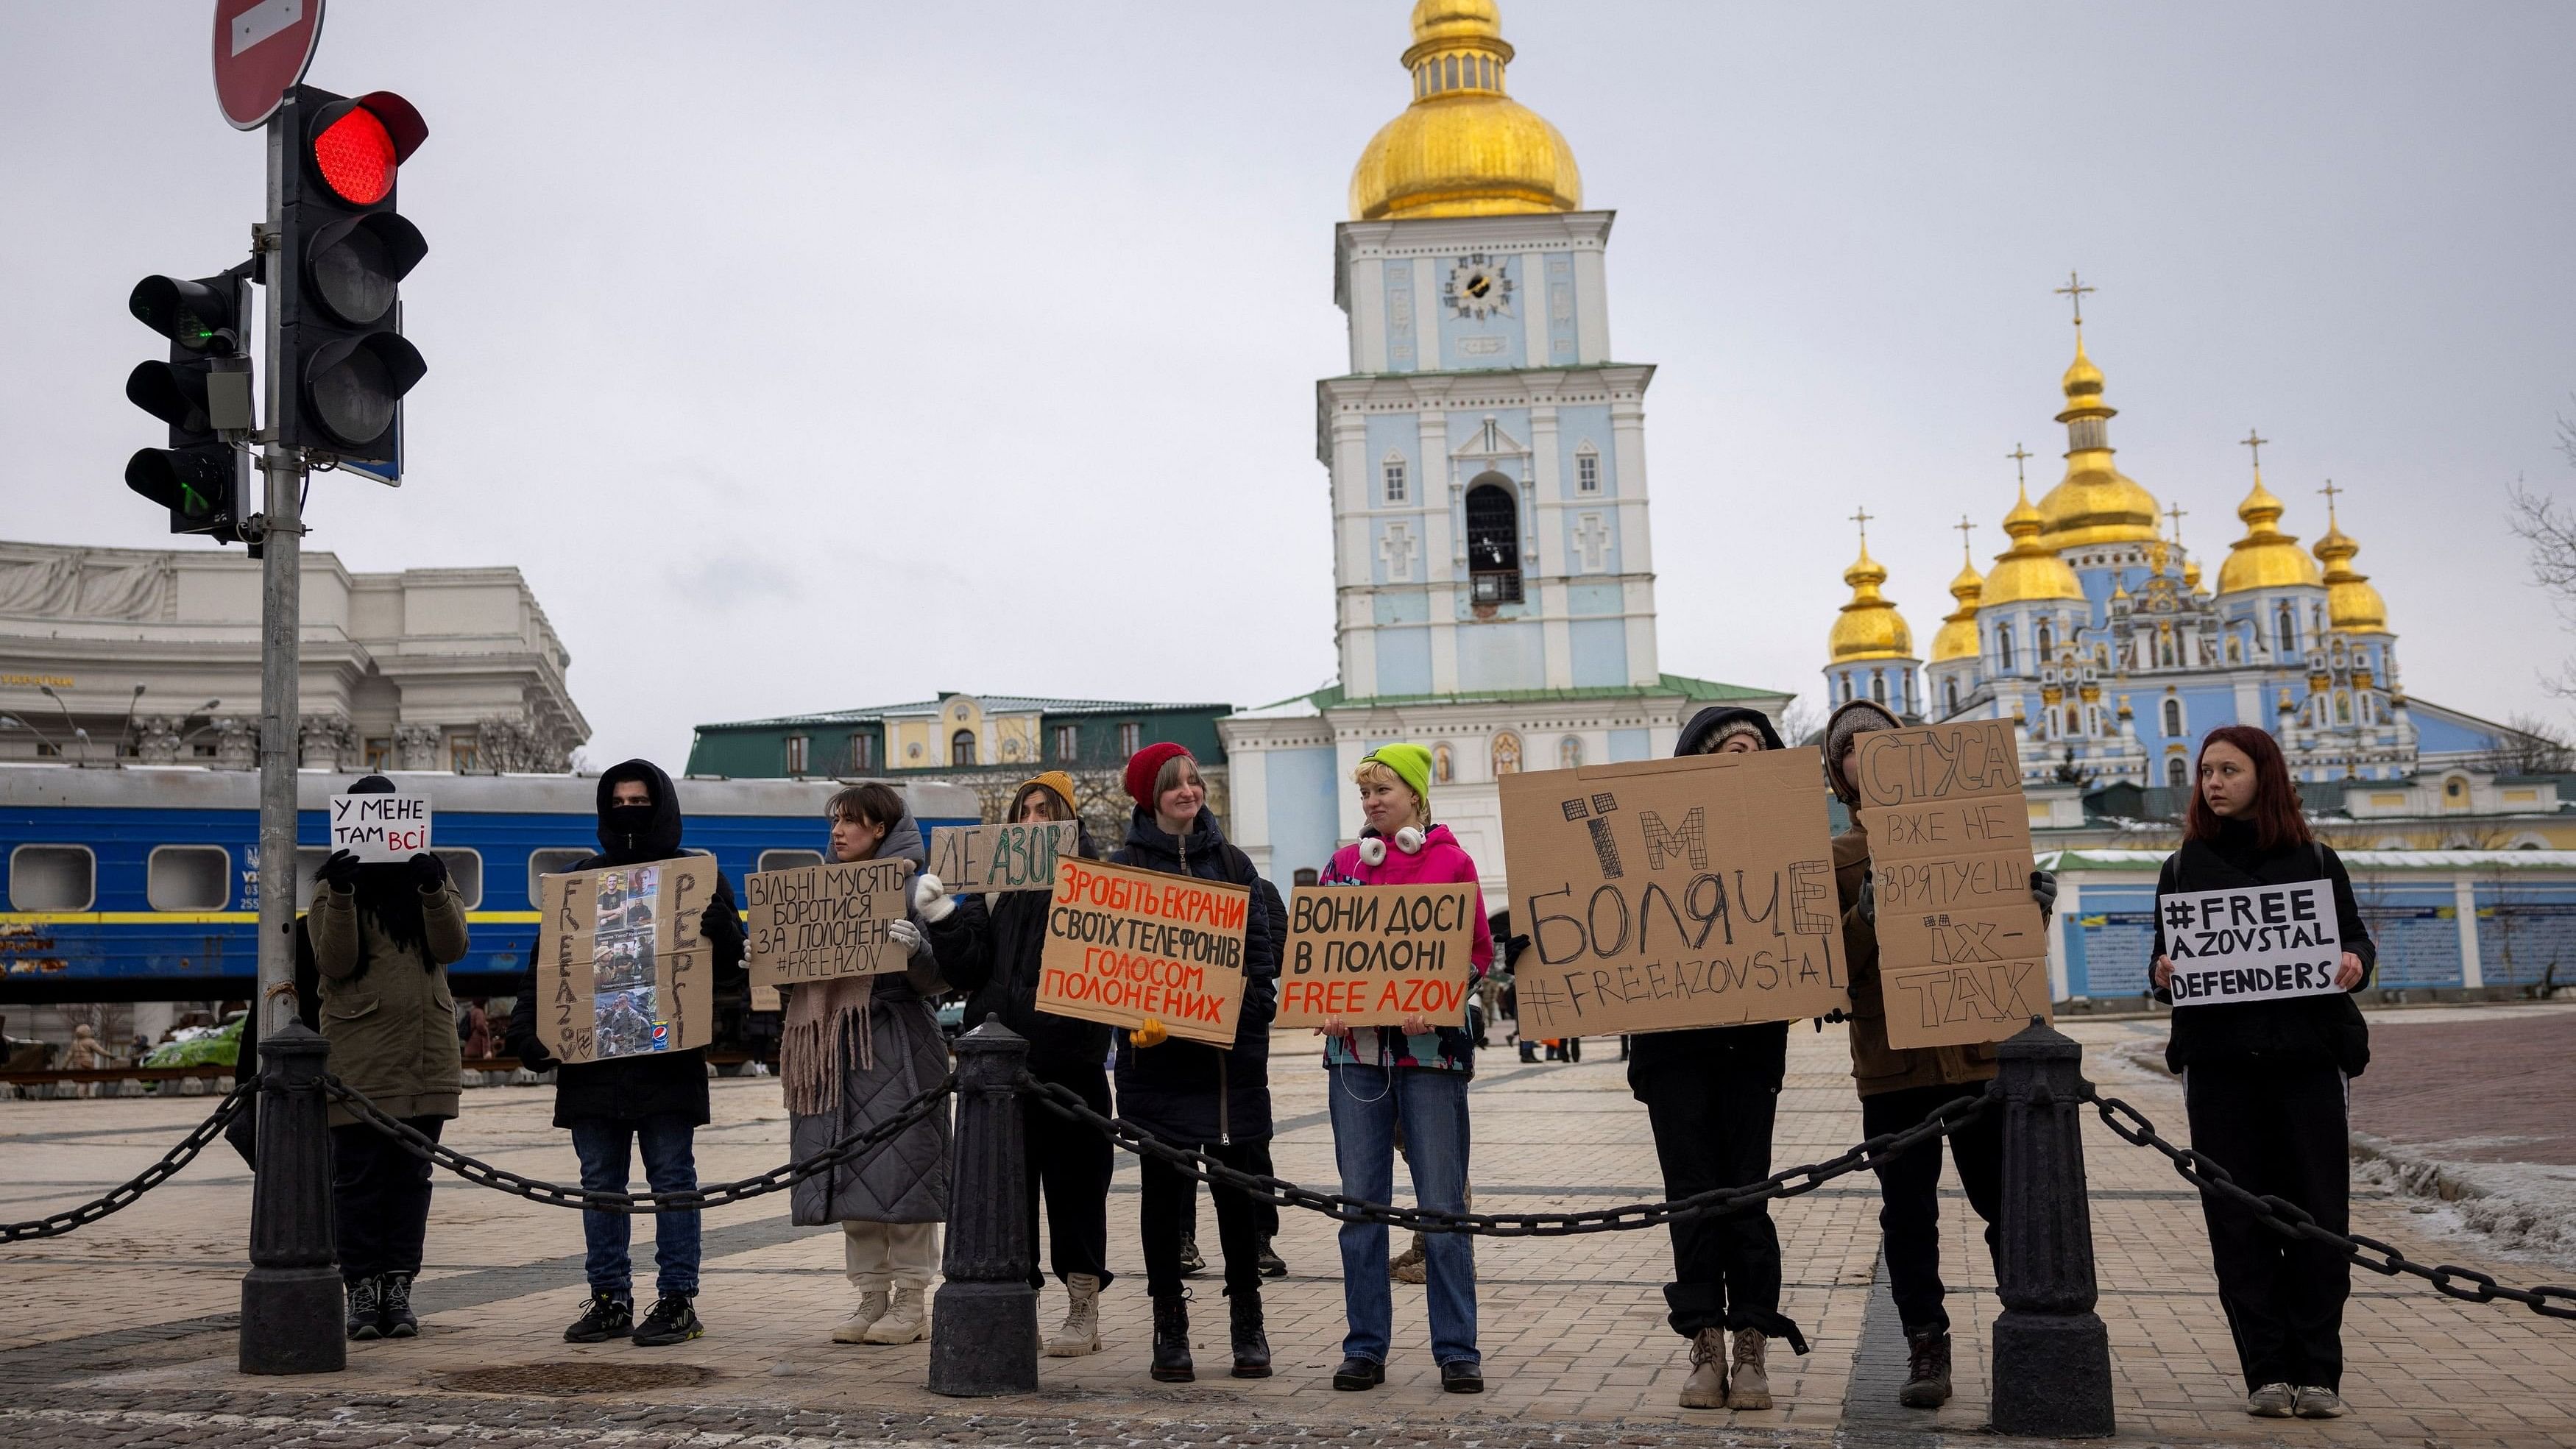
[
  {"x1": 1327, "y1": 1064, "x2": 1476, "y2": 1367},
  {"x1": 569, "y1": 1115, "x2": 701, "y2": 1299}
]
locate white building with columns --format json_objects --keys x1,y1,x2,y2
[{"x1": 1220, "y1": 0, "x2": 1788, "y2": 893}]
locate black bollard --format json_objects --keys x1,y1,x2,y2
[
  {"x1": 1989, "y1": 1018, "x2": 2114, "y2": 1437},
  {"x1": 240, "y1": 1021, "x2": 344, "y2": 1375},
  {"x1": 926, "y1": 1018, "x2": 1038, "y2": 1396}
]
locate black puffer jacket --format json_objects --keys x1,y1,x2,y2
[
  {"x1": 503, "y1": 759, "x2": 747, "y2": 1128},
  {"x1": 2151, "y1": 821, "x2": 2376, "y2": 1076},
  {"x1": 944, "y1": 821, "x2": 1113, "y2": 1080},
  {"x1": 1628, "y1": 706, "x2": 1798, "y2": 1081},
  {"x1": 1109, "y1": 807, "x2": 1278, "y2": 1147}
]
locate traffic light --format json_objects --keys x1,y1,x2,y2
[
  {"x1": 276, "y1": 85, "x2": 428, "y2": 469},
  {"x1": 125, "y1": 269, "x2": 253, "y2": 542}
]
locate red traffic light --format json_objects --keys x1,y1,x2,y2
[{"x1": 305, "y1": 92, "x2": 428, "y2": 207}]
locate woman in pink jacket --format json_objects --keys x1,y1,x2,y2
[{"x1": 1316, "y1": 743, "x2": 1493, "y2": 1395}]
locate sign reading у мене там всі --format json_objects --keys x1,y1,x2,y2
[{"x1": 328, "y1": 792, "x2": 432, "y2": 863}]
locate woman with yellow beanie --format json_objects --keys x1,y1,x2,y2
[{"x1": 1315, "y1": 743, "x2": 1493, "y2": 1395}]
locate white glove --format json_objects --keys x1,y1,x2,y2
[
  {"x1": 887, "y1": 918, "x2": 924, "y2": 954},
  {"x1": 912, "y1": 873, "x2": 956, "y2": 924}
]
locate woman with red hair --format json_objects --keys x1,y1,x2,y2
[{"x1": 2149, "y1": 726, "x2": 2374, "y2": 1423}]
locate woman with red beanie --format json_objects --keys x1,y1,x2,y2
[{"x1": 1110, "y1": 743, "x2": 1281, "y2": 1384}]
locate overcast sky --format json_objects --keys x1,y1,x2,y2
[{"x1": 7, "y1": 2, "x2": 2573, "y2": 768}]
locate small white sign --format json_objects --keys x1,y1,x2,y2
[
  {"x1": 329, "y1": 793, "x2": 433, "y2": 863},
  {"x1": 2161, "y1": 880, "x2": 2343, "y2": 1007}
]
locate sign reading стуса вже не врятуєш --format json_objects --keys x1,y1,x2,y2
[{"x1": 2160, "y1": 882, "x2": 2343, "y2": 1006}]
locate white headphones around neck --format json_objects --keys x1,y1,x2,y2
[{"x1": 1356, "y1": 826, "x2": 1426, "y2": 866}]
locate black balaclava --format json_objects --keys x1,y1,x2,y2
[
  {"x1": 319, "y1": 773, "x2": 431, "y2": 974},
  {"x1": 595, "y1": 759, "x2": 684, "y2": 865}
]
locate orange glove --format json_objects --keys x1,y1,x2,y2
[{"x1": 1131, "y1": 1016, "x2": 1169, "y2": 1049}]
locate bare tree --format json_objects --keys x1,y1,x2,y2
[
  {"x1": 1777, "y1": 700, "x2": 1824, "y2": 747},
  {"x1": 2474, "y1": 712, "x2": 2576, "y2": 776},
  {"x1": 2505, "y1": 411, "x2": 2576, "y2": 695}
]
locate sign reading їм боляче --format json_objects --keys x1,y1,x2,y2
[{"x1": 2159, "y1": 881, "x2": 2344, "y2": 1006}]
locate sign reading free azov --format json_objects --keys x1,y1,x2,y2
[{"x1": 2159, "y1": 882, "x2": 2343, "y2": 1007}]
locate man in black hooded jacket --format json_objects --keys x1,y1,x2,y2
[{"x1": 505, "y1": 760, "x2": 746, "y2": 1347}]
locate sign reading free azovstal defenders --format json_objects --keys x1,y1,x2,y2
[
  {"x1": 1036, "y1": 857, "x2": 1250, "y2": 1047},
  {"x1": 1500, "y1": 748, "x2": 1850, "y2": 1038},
  {"x1": 1852, "y1": 719, "x2": 2054, "y2": 1049}
]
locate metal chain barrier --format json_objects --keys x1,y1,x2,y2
[
  {"x1": 1016, "y1": 1071, "x2": 1995, "y2": 1236},
  {"x1": 0, "y1": 1081, "x2": 254, "y2": 1244},
  {"x1": 2084, "y1": 1086, "x2": 2576, "y2": 1324},
  {"x1": 326, "y1": 1073, "x2": 956, "y2": 1214}
]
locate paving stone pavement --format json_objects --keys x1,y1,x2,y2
[{"x1": 4, "y1": 1010, "x2": 2574, "y2": 1448}]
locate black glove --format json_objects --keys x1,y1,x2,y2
[
  {"x1": 320, "y1": 849, "x2": 361, "y2": 890},
  {"x1": 700, "y1": 897, "x2": 743, "y2": 949},
  {"x1": 408, "y1": 851, "x2": 448, "y2": 892},
  {"x1": 2029, "y1": 868, "x2": 2059, "y2": 921},
  {"x1": 1854, "y1": 874, "x2": 1876, "y2": 925}
]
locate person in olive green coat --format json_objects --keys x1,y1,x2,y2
[{"x1": 308, "y1": 776, "x2": 470, "y2": 1342}]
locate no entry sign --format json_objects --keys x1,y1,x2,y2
[{"x1": 213, "y1": 0, "x2": 325, "y2": 130}]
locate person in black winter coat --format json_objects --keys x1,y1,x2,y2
[
  {"x1": 1111, "y1": 743, "x2": 1278, "y2": 1384},
  {"x1": 1627, "y1": 706, "x2": 1807, "y2": 1411},
  {"x1": 937, "y1": 770, "x2": 1117, "y2": 1358},
  {"x1": 2149, "y1": 726, "x2": 2374, "y2": 1422},
  {"x1": 503, "y1": 760, "x2": 747, "y2": 1348}
]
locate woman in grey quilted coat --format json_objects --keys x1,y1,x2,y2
[{"x1": 782, "y1": 783, "x2": 985, "y2": 1345}]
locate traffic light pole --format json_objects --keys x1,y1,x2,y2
[{"x1": 240, "y1": 99, "x2": 341, "y2": 1378}]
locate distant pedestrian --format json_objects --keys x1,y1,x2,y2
[
  {"x1": 781, "y1": 782, "x2": 983, "y2": 1348},
  {"x1": 309, "y1": 774, "x2": 470, "y2": 1343},
  {"x1": 504, "y1": 761, "x2": 748, "y2": 1349},
  {"x1": 2150, "y1": 726, "x2": 2374, "y2": 1422},
  {"x1": 1630, "y1": 708, "x2": 1805, "y2": 1410},
  {"x1": 459, "y1": 999, "x2": 492, "y2": 1060},
  {"x1": 1314, "y1": 743, "x2": 1490, "y2": 1395}
]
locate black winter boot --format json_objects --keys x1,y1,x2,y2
[
  {"x1": 1150, "y1": 1296, "x2": 1194, "y2": 1383},
  {"x1": 1228, "y1": 1292, "x2": 1271, "y2": 1378},
  {"x1": 379, "y1": 1271, "x2": 419, "y2": 1339},
  {"x1": 1899, "y1": 1329, "x2": 1953, "y2": 1408},
  {"x1": 344, "y1": 1275, "x2": 383, "y2": 1341}
]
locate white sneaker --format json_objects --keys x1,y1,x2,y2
[
  {"x1": 2294, "y1": 1386, "x2": 2346, "y2": 1419},
  {"x1": 863, "y1": 1284, "x2": 927, "y2": 1344},
  {"x1": 1046, "y1": 1272, "x2": 1102, "y2": 1357},
  {"x1": 831, "y1": 1289, "x2": 888, "y2": 1344},
  {"x1": 2247, "y1": 1382, "x2": 2297, "y2": 1417}
]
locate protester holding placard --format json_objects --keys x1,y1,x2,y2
[
  {"x1": 2147, "y1": 726, "x2": 2374, "y2": 1422},
  {"x1": 782, "y1": 782, "x2": 986, "y2": 1348},
  {"x1": 1312, "y1": 743, "x2": 1491, "y2": 1396},
  {"x1": 307, "y1": 773, "x2": 470, "y2": 1343},
  {"x1": 940, "y1": 770, "x2": 1119, "y2": 1358},
  {"x1": 1625, "y1": 709, "x2": 1807, "y2": 1409},
  {"x1": 1827, "y1": 698, "x2": 2006, "y2": 1410},
  {"x1": 1110, "y1": 743, "x2": 1280, "y2": 1384},
  {"x1": 504, "y1": 760, "x2": 748, "y2": 1349}
]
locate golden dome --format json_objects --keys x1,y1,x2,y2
[
  {"x1": 2037, "y1": 336, "x2": 2162, "y2": 548},
  {"x1": 1983, "y1": 485, "x2": 2086, "y2": 604},
  {"x1": 1829, "y1": 537, "x2": 1916, "y2": 662},
  {"x1": 1929, "y1": 550, "x2": 1985, "y2": 665},
  {"x1": 1348, "y1": 1, "x2": 1583, "y2": 221},
  {"x1": 2313, "y1": 497, "x2": 2388, "y2": 631},
  {"x1": 2215, "y1": 470, "x2": 2324, "y2": 594}
]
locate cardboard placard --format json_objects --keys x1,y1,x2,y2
[
  {"x1": 329, "y1": 792, "x2": 432, "y2": 862},
  {"x1": 1853, "y1": 720, "x2": 2053, "y2": 1048},
  {"x1": 534, "y1": 857, "x2": 718, "y2": 1064},
  {"x1": 745, "y1": 858, "x2": 916, "y2": 989},
  {"x1": 1499, "y1": 748, "x2": 1850, "y2": 1037},
  {"x1": 928, "y1": 821, "x2": 1081, "y2": 893},
  {"x1": 2160, "y1": 882, "x2": 2343, "y2": 1007},
  {"x1": 1276, "y1": 884, "x2": 1477, "y2": 1028},
  {"x1": 1036, "y1": 857, "x2": 1250, "y2": 1047}
]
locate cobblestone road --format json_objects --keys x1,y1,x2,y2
[{"x1": 5, "y1": 1010, "x2": 2573, "y2": 1448}]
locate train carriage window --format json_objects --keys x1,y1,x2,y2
[
  {"x1": 757, "y1": 849, "x2": 825, "y2": 874},
  {"x1": 8, "y1": 845, "x2": 95, "y2": 911},
  {"x1": 528, "y1": 849, "x2": 592, "y2": 907},
  {"x1": 147, "y1": 846, "x2": 231, "y2": 911},
  {"x1": 433, "y1": 849, "x2": 484, "y2": 910}
]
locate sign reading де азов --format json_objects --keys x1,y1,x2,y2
[
  {"x1": 2160, "y1": 882, "x2": 2343, "y2": 1006},
  {"x1": 1853, "y1": 720, "x2": 2054, "y2": 1048},
  {"x1": 928, "y1": 821, "x2": 1080, "y2": 893}
]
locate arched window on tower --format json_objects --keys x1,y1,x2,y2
[
  {"x1": 2066, "y1": 706, "x2": 2081, "y2": 733},
  {"x1": 1944, "y1": 678, "x2": 1959, "y2": 715},
  {"x1": 2162, "y1": 698, "x2": 2182, "y2": 737},
  {"x1": 2036, "y1": 622, "x2": 2053, "y2": 659},
  {"x1": 1465, "y1": 478, "x2": 1523, "y2": 603},
  {"x1": 2167, "y1": 756, "x2": 2188, "y2": 787},
  {"x1": 2274, "y1": 603, "x2": 2297, "y2": 655},
  {"x1": 1871, "y1": 673, "x2": 1887, "y2": 706},
  {"x1": 1996, "y1": 626, "x2": 2016, "y2": 672}
]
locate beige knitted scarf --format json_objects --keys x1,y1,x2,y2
[{"x1": 781, "y1": 973, "x2": 873, "y2": 1117}]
